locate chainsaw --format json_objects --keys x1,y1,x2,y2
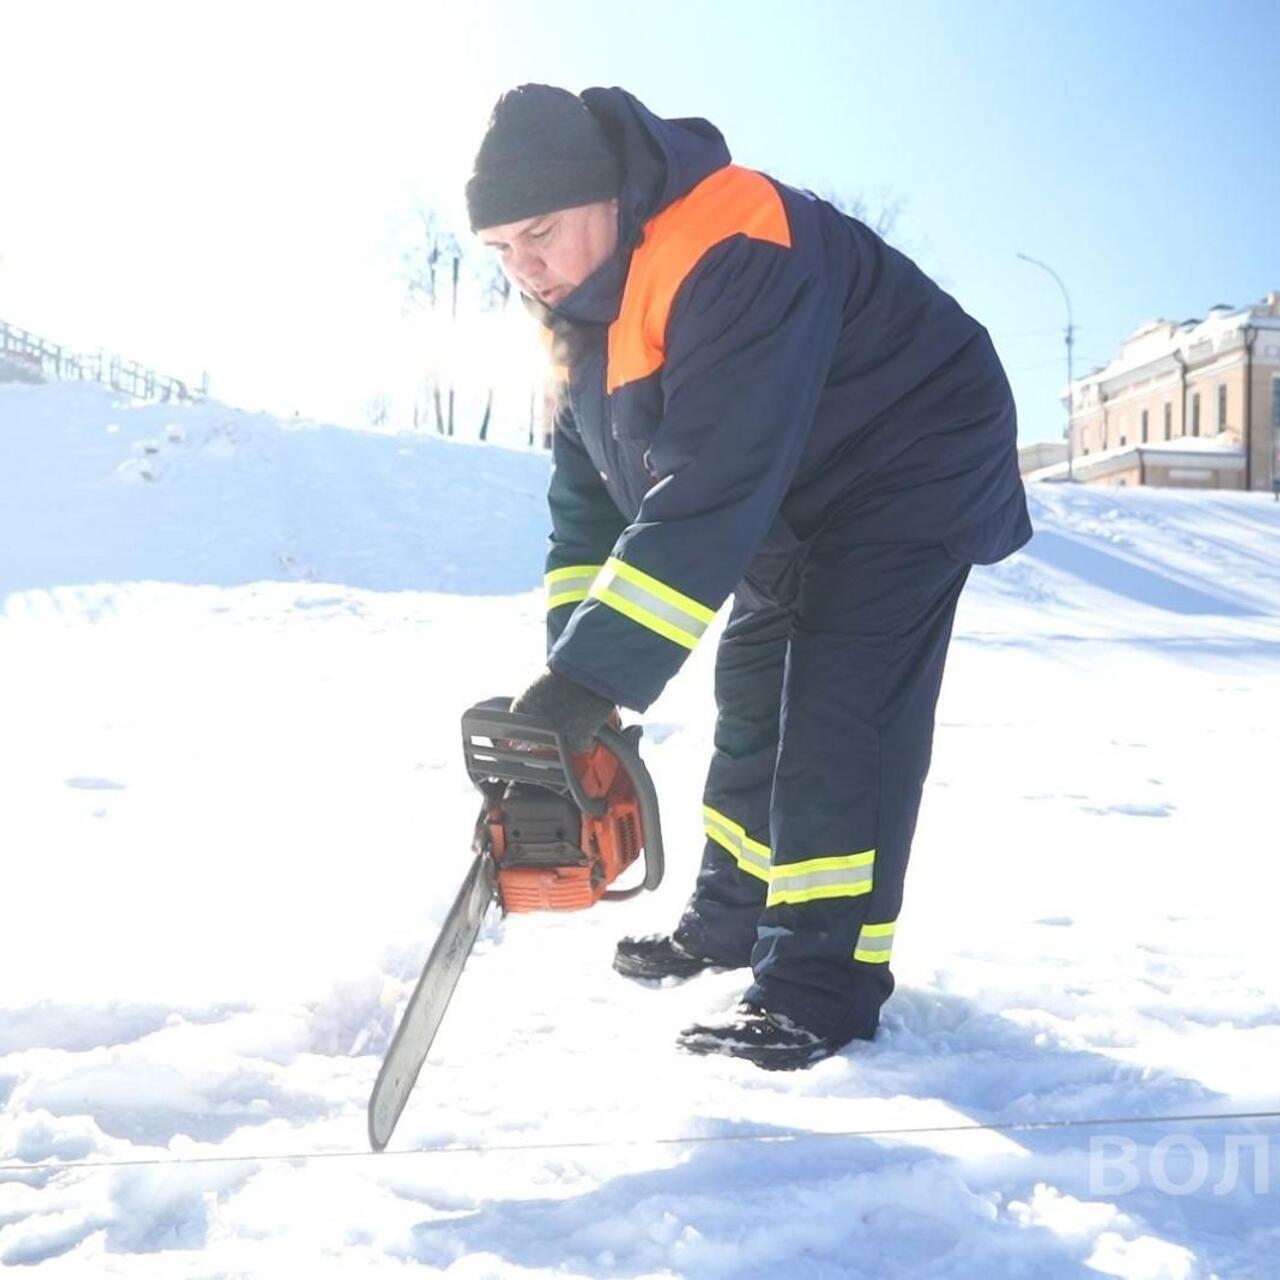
[{"x1": 367, "y1": 696, "x2": 664, "y2": 1151}]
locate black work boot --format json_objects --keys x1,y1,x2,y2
[
  {"x1": 613, "y1": 933, "x2": 736, "y2": 981},
  {"x1": 677, "y1": 1002, "x2": 838, "y2": 1070}
]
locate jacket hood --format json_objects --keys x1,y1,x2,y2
[
  {"x1": 580, "y1": 87, "x2": 731, "y2": 245},
  {"x1": 545, "y1": 88, "x2": 731, "y2": 328}
]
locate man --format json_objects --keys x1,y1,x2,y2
[{"x1": 466, "y1": 85, "x2": 1031, "y2": 1070}]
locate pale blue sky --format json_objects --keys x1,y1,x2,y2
[{"x1": 2, "y1": 0, "x2": 1277, "y2": 442}]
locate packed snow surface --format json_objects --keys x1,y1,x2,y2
[{"x1": 2, "y1": 383, "x2": 1278, "y2": 1277}]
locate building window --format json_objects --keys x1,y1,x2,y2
[
  {"x1": 1191, "y1": 392, "x2": 1201, "y2": 436},
  {"x1": 1141, "y1": 409, "x2": 1149, "y2": 443},
  {"x1": 1163, "y1": 402, "x2": 1172, "y2": 440},
  {"x1": 1218, "y1": 383, "x2": 1227, "y2": 432}
]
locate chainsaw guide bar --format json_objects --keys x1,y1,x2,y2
[{"x1": 367, "y1": 697, "x2": 663, "y2": 1151}]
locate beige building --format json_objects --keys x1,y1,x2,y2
[{"x1": 1037, "y1": 291, "x2": 1280, "y2": 490}]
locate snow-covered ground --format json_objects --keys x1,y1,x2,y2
[{"x1": 2, "y1": 382, "x2": 1278, "y2": 1278}]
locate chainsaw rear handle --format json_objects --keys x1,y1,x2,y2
[
  {"x1": 595, "y1": 720, "x2": 664, "y2": 898},
  {"x1": 461, "y1": 697, "x2": 664, "y2": 893}
]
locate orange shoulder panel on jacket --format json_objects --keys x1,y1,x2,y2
[{"x1": 606, "y1": 166, "x2": 791, "y2": 394}]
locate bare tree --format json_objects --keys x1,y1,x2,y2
[
  {"x1": 400, "y1": 205, "x2": 462, "y2": 436},
  {"x1": 476, "y1": 259, "x2": 512, "y2": 443},
  {"x1": 399, "y1": 202, "x2": 519, "y2": 441},
  {"x1": 364, "y1": 393, "x2": 391, "y2": 429},
  {"x1": 813, "y1": 186, "x2": 905, "y2": 243}
]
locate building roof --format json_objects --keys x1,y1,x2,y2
[
  {"x1": 1027, "y1": 435, "x2": 1245, "y2": 483},
  {"x1": 1068, "y1": 291, "x2": 1280, "y2": 401}
]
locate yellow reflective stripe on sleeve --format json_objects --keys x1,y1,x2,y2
[
  {"x1": 853, "y1": 920, "x2": 897, "y2": 963},
  {"x1": 589, "y1": 557, "x2": 715, "y2": 650},
  {"x1": 702, "y1": 804, "x2": 771, "y2": 883},
  {"x1": 545, "y1": 564, "x2": 603, "y2": 610},
  {"x1": 766, "y1": 850, "x2": 875, "y2": 906}
]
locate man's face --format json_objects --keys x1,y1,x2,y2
[{"x1": 478, "y1": 199, "x2": 619, "y2": 308}]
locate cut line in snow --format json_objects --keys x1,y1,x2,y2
[{"x1": 7, "y1": 1105, "x2": 1280, "y2": 1176}]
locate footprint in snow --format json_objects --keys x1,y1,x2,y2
[{"x1": 65, "y1": 777, "x2": 126, "y2": 791}]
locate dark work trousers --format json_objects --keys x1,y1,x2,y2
[{"x1": 675, "y1": 531, "x2": 971, "y2": 1045}]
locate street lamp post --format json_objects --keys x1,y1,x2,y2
[{"x1": 1017, "y1": 252, "x2": 1076, "y2": 482}]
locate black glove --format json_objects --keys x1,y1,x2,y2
[{"x1": 509, "y1": 669, "x2": 615, "y2": 752}]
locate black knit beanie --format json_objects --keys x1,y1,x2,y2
[{"x1": 465, "y1": 84, "x2": 622, "y2": 231}]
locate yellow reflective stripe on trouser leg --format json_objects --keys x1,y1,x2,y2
[
  {"x1": 766, "y1": 850, "x2": 875, "y2": 906},
  {"x1": 545, "y1": 564, "x2": 603, "y2": 610},
  {"x1": 589, "y1": 557, "x2": 715, "y2": 650},
  {"x1": 853, "y1": 920, "x2": 896, "y2": 963},
  {"x1": 702, "y1": 804, "x2": 771, "y2": 883}
]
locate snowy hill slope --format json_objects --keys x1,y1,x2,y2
[
  {"x1": 1, "y1": 382, "x2": 549, "y2": 597},
  {"x1": 2, "y1": 383, "x2": 1279, "y2": 1278}
]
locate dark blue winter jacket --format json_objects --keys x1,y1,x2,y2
[{"x1": 540, "y1": 88, "x2": 1031, "y2": 712}]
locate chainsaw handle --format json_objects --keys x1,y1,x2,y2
[
  {"x1": 461, "y1": 699, "x2": 664, "y2": 893},
  {"x1": 463, "y1": 698, "x2": 607, "y2": 816},
  {"x1": 596, "y1": 722, "x2": 664, "y2": 895}
]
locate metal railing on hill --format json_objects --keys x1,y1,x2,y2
[{"x1": 0, "y1": 319, "x2": 208, "y2": 403}]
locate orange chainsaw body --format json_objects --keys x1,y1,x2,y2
[{"x1": 486, "y1": 737, "x2": 643, "y2": 912}]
